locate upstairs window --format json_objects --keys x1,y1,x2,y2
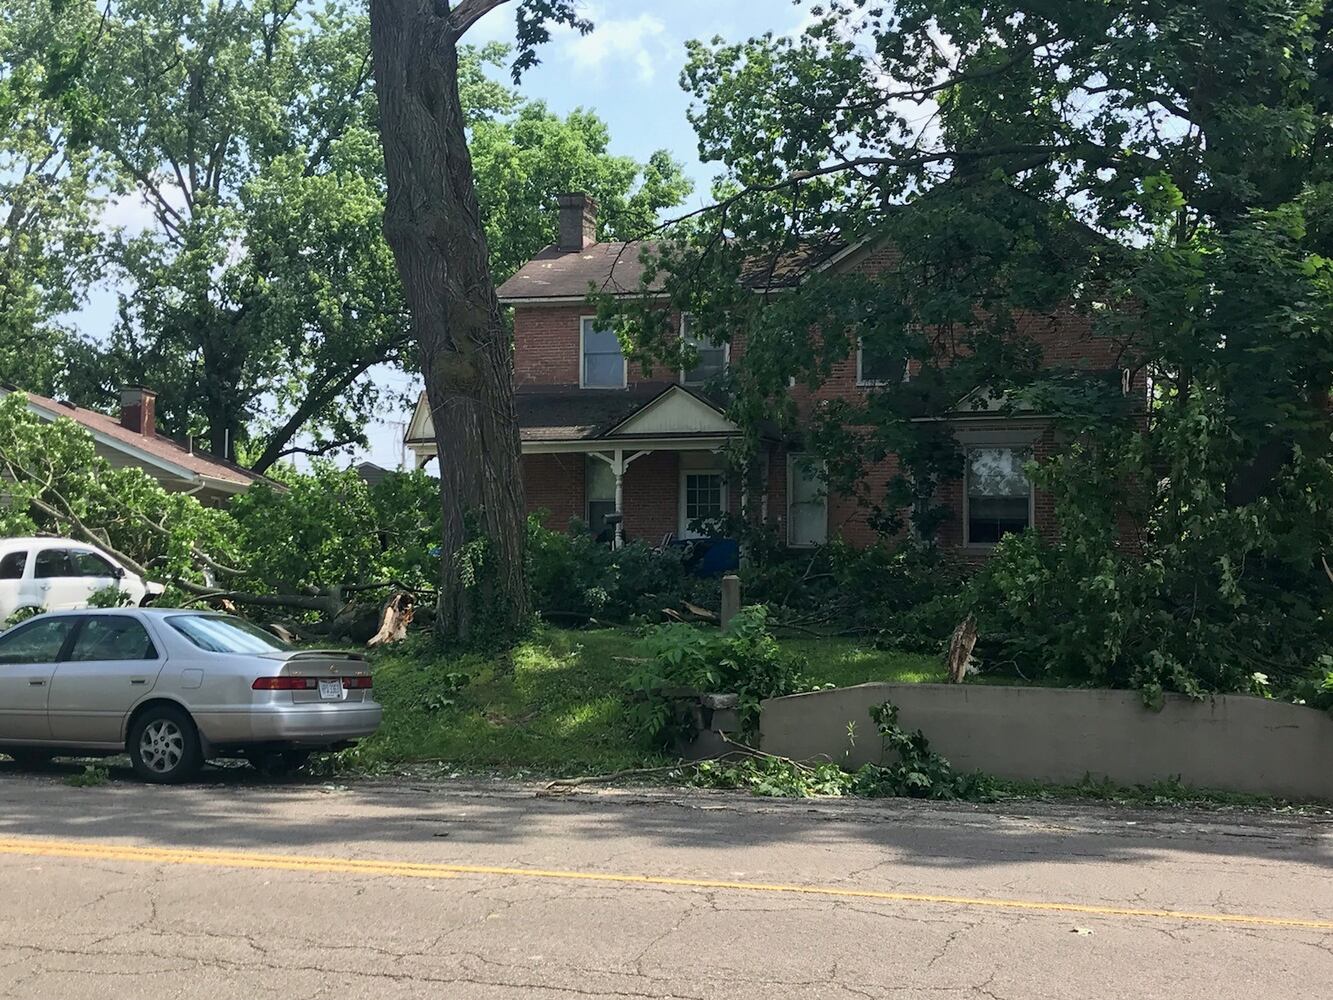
[
  {"x1": 681, "y1": 315, "x2": 727, "y2": 386},
  {"x1": 581, "y1": 318, "x2": 626, "y2": 389},
  {"x1": 857, "y1": 337, "x2": 907, "y2": 386},
  {"x1": 965, "y1": 448, "x2": 1032, "y2": 545}
]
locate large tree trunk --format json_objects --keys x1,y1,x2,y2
[{"x1": 369, "y1": 0, "x2": 530, "y2": 644}]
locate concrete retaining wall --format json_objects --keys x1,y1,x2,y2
[{"x1": 760, "y1": 684, "x2": 1333, "y2": 801}]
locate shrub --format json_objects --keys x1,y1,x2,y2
[
  {"x1": 625, "y1": 605, "x2": 806, "y2": 746},
  {"x1": 526, "y1": 515, "x2": 694, "y2": 620},
  {"x1": 742, "y1": 538, "x2": 969, "y2": 650}
]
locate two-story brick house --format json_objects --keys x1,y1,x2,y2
[{"x1": 405, "y1": 193, "x2": 1132, "y2": 554}]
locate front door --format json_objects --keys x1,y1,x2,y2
[
  {"x1": 0, "y1": 616, "x2": 78, "y2": 742},
  {"x1": 48, "y1": 615, "x2": 164, "y2": 745}
]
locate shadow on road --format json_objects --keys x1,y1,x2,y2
[{"x1": 1, "y1": 756, "x2": 1329, "y2": 875}]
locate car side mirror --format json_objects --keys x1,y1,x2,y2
[{"x1": 113, "y1": 566, "x2": 126, "y2": 580}]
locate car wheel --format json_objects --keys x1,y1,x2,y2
[
  {"x1": 127, "y1": 705, "x2": 202, "y2": 784},
  {"x1": 4, "y1": 750, "x2": 55, "y2": 769}
]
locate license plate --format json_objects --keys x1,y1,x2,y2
[{"x1": 318, "y1": 679, "x2": 344, "y2": 701}]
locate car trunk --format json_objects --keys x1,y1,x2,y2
[{"x1": 255, "y1": 650, "x2": 374, "y2": 704}]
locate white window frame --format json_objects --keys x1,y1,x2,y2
[
  {"x1": 962, "y1": 446, "x2": 1036, "y2": 548},
  {"x1": 678, "y1": 468, "x2": 728, "y2": 539},
  {"x1": 580, "y1": 316, "x2": 627, "y2": 390},
  {"x1": 785, "y1": 453, "x2": 828, "y2": 548},
  {"x1": 679, "y1": 314, "x2": 729, "y2": 386},
  {"x1": 855, "y1": 338, "x2": 910, "y2": 387}
]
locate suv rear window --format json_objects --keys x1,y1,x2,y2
[
  {"x1": 166, "y1": 615, "x2": 292, "y2": 654},
  {"x1": 0, "y1": 552, "x2": 27, "y2": 580}
]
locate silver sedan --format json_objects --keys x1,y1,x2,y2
[{"x1": 0, "y1": 608, "x2": 381, "y2": 782}]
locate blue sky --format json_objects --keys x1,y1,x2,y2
[{"x1": 77, "y1": 1, "x2": 811, "y2": 469}]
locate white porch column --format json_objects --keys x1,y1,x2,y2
[
  {"x1": 612, "y1": 448, "x2": 625, "y2": 550},
  {"x1": 589, "y1": 448, "x2": 651, "y2": 550}
]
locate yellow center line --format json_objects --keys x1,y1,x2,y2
[{"x1": 0, "y1": 836, "x2": 1328, "y2": 931}]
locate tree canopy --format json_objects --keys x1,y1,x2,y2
[{"x1": 612, "y1": 0, "x2": 1333, "y2": 696}]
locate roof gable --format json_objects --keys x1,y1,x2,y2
[{"x1": 604, "y1": 385, "x2": 738, "y2": 437}]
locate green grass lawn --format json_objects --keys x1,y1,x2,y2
[{"x1": 345, "y1": 626, "x2": 942, "y2": 775}]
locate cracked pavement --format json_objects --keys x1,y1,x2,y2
[{"x1": 0, "y1": 765, "x2": 1329, "y2": 999}]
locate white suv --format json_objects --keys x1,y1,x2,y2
[{"x1": 0, "y1": 538, "x2": 164, "y2": 623}]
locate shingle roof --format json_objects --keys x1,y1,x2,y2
[
  {"x1": 495, "y1": 238, "x2": 851, "y2": 303},
  {"x1": 514, "y1": 383, "x2": 677, "y2": 441},
  {"x1": 8, "y1": 388, "x2": 269, "y2": 492}
]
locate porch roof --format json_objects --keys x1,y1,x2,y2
[{"x1": 405, "y1": 383, "x2": 765, "y2": 454}]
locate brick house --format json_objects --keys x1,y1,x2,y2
[{"x1": 405, "y1": 193, "x2": 1132, "y2": 554}]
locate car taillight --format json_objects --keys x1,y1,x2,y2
[
  {"x1": 342, "y1": 676, "x2": 373, "y2": 689},
  {"x1": 252, "y1": 677, "x2": 316, "y2": 690}
]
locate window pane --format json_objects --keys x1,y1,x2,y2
[
  {"x1": 0, "y1": 552, "x2": 26, "y2": 580},
  {"x1": 685, "y1": 473, "x2": 723, "y2": 521},
  {"x1": 967, "y1": 448, "x2": 1030, "y2": 499},
  {"x1": 67, "y1": 616, "x2": 157, "y2": 662},
  {"x1": 583, "y1": 353, "x2": 624, "y2": 388},
  {"x1": 682, "y1": 316, "x2": 727, "y2": 384},
  {"x1": 586, "y1": 458, "x2": 616, "y2": 501},
  {"x1": 582, "y1": 323, "x2": 621, "y2": 354},
  {"x1": 787, "y1": 455, "x2": 828, "y2": 546},
  {"x1": 860, "y1": 339, "x2": 905, "y2": 383},
  {"x1": 967, "y1": 448, "x2": 1031, "y2": 543},
  {"x1": 0, "y1": 617, "x2": 74, "y2": 664},
  {"x1": 71, "y1": 551, "x2": 116, "y2": 577},
  {"x1": 34, "y1": 549, "x2": 71, "y2": 578}
]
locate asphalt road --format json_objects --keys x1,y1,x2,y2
[{"x1": 0, "y1": 762, "x2": 1330, "y2": 999}]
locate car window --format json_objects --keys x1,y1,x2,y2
[
  {"x1": 0, "y1": 551, "x2": 27, "y2": 581},
  {"x1": 0, "y1": 617, "x2": 75, "y2": 665},
  {"x1": 67, "y1": 616, "x2": 158, "y2": 662},
  {"x1": 167, "y1": 614, "x2": 293, "y2": 654},
  {"x1": 34, "y1": 549, "x2": 73, "y2": 579},
  {"x1": 70, "y1": 551, "x2": 117, "y2": 578}
]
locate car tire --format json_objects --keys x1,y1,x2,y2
[
  {"x1": 127, "y1": 705, "x2": 202, "y2": 784},
  {"x1": 5, "y1": 750, "x2": 55, "y2": 769}
]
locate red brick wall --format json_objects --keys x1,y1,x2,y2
[
  {"x1": 523, "y1": 453, "x2": 584, "y2": 530},
  {"x1": 621, "y1": 451, "x2": 679, "y2": 542},
  {"x1": 509, "y1": 238, "x2": 1137, "y2": 553},
  {"x1": 513, "y1": 304, "x2": 690, "y2": 387}
]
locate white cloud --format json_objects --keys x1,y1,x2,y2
[{"x1": 561, "y1": 11, "x2": 670, "y2": 83}]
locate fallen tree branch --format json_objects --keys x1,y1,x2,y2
[{"x1": 542, "y1": 763, "x2": 693, "y2": 791}]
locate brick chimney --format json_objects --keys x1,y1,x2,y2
[
  {"x1": 119, "y1": 387, "x2": 156, "y2": 436},
  {"x1": 556, "y1": 192, "x2": 597, "y2": 252}
]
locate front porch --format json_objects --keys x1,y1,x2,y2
[{"x1": 406, "y1": 382, "x2": 782, "y2": 549}]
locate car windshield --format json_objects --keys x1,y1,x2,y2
[{"x1": 166, "y1": 614, "x2": 292, "y2": 654}]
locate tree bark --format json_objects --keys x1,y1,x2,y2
[{"x1": 369, "y1": 0, "x2": 530, "y2": 643}]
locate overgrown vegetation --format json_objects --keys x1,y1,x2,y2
[
  {"x1": 691, "y1": 699, "x2": 994, "y2": 801},
  {"x1": 526, "y1": 516, "x2": 699, "y2": 622},
  {"x1": 624, "y1": 605, "x2": 807, "y2": 747},
  {"x1": 338, "y1": 626, "x2": 930, "y2": 775}
]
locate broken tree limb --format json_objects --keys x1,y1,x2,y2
[
  {"x1": 368, "y1": 590, "x2": 415, "y2": 647},
  {"x1": 946, "y1": 614, "x2": 978, "y2": 684}
]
